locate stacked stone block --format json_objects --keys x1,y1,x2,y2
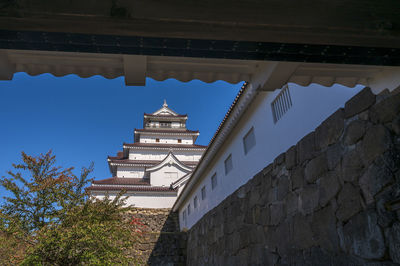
[
  {"x1": 127, "y1": 208, "x2": 186, "y2": 265},
  {"x1": 187, "y1": 87, "x2": 400, "y2": 265}
]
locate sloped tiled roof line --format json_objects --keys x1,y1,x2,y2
[
  {"x1": 144, "y1": 113, "x2": 187, "y2": 118},
  {"x1": 92, "y1": 177, "x2": 150, "y2": 186},
  {"x1": 172, "y1": 81, "x2": 250, "y2": 211},
  {"x1": 134, "y1": 128, "x2": 199, "y2": 134},
  {"x1": 123, "y1": 142, "x2": 207, "y2": 149},
  {"x1": 87, "y1": 185, "x2": 176, "y2": 192},
  {"x1": 107, "y1": 158, "x2": 199, "y2": 167},
  {"x1": 208, "y1": 81, "x2": 249, "y2": 146}
]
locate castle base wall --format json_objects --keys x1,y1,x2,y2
[{"x1": 186, "y1": 87, "x2": 400, "y2": 265}]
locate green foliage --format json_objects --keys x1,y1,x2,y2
[
  {"x1": 22, "y1": 195, "x2": 141, "y2": 265},
  {"x1": 0, "y1": 151, "x2": 143, "y2": 265}
]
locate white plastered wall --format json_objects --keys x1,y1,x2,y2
[
  {"x1": 139, "y1": 135, "x2": 194, "y2": 144},
  {"x1": 150, "y1": 164, "x2": 190, "y2": 186},
  {"x1": 92, "y1": 192, "x2": 177, "y2": 208},
  {"x1": 116, "y1": 166, "x2": 145, "y2": 178},
  {"x1": 129, "y1": 149, "x2": 203, "y2": 162},
  {"x1": 179, "y1": 83, "x2": 364, "y2": 230}
]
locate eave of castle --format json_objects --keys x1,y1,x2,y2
[
  {"x1": 123, "y1": 143, "x2": 207, "y2": 150},
  {"x1": 107, "y1": 158, "x2": 198, "y2": 168}
]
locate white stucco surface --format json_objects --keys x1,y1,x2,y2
[
  {"x1": 93, "y1": 192, "x2": 177, "y2": 208},
  {"x1": 129, "y1": 149, "x2": 203, "y2": 161},
  {"x1": 179, "y1": 83, "x2": 363, "y2": 230},
  {"x1": 150, "y1": 164, "x2": 189, "y2": 186},
  {"x1": 116, "y1": 166, "x2": 145, "y2": 178},
  {"x1": 139, "y1": 135, "x2": 194, "y2": 144}
]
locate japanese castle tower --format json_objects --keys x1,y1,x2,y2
[{"x1": 87, "y1": 101, "x2": 207, "y2": 208}]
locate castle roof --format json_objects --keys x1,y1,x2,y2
[
  {"x1": 144, "y1": 113, "x2": 187, "y2": 118},
  {"x1": 92, "y1": 177, "x2": 150, "y2": 186},
  {"x1": 134, "y1": 128, "x2": 198, "y2": 134},
  {"x1": 107, "y1": 158, "x2": 198, "y2": 168},
  {"x1": 88, "y1": 176, "x2": 177, "y2": 192},
  {"x1": 86, "y1": 185, "x2": 176, "y2": 192},
  {"x1": 123, "y1": 142, "x2": 207, "y2": 150}
]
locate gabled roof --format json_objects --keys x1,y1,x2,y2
[
  {"x1": 171, "y1": 173, "x2": 192, "y2": 189},
  {"x1": 107, "y1": 158, "x2": 198, "y2": 168},
  {"x1": 144, "y1": 113, "x2": 187, "y2": 118},
  {"x1": 146, "y1": 152, "x2": 193, "y2": 173},
  {"x1": 152, "y1": 100, "x2": 180, "y2": 116}
]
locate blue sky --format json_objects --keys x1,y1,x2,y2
[{"x1": 0, "y1": 73, "x2": 242, "y2": 200}]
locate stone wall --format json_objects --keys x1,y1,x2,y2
[
  {"x1": 127, "y1": 208, "x2": 186, "y2": 265},
  {"x1": 187, "y1": 87, "x2": 400, "y2": 265}
]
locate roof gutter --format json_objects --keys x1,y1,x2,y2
[{"x1": 172, "y1": 81, "x2": 260, "y2": 211}]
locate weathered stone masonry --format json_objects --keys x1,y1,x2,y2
[
  {"x1": 187, "y1": 87, "x2": 400, "y2": 265},
  {"x1": 128, "y1": 208, "x2": 186, "y2": 265}
]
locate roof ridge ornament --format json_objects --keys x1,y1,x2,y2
[{"x1": 163, "y1": 99, "x2": 168, "y2": 107}]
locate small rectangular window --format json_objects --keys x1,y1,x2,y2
[
  {"x1": 211, "y1": 173, "x2": 217, "y2": 190},
  {"x1": 182, "y1": 210, "x2": 186, "y2": 222},
  {"x1": 178, "y1": 139, "x2": 182, "y2": 143},
  {"x1": 271, "y1": 84, "x2": 293, "y2": 123},
  {"x1": 187, "y1": 204, "x2": 191, "y2": 215},
  {"x1": 201, "y1": 186, "x2": 206, "y2": 200},
  {"x1": 224, "y1": 154, "x2": 233, "y2": 175},
  {"x1": 156, "y1": 138, "x2": 160, "y2": 142},
  {"x1": 194, "y1": 196, "x2": 198, "y2": 209},
  {"x1": 243, "y1": 127, "x2": 256, "y2": 155}
]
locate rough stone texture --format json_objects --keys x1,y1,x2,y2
[
  {"x1": 336, "y1": 183, "x2": 362, "y2": 221},
  {"x1": 319, "y1": 171, "x2": 340, "y2": 207},
  {"x1": 343, "y1": 210, "x2": 385, "y2": 259},
  {"x1": 360, "y1": 124, "x2": 392, "y2": 165},
  {"x1": 127, "y1": 208, "x2": 186, "y2": 265},
  {"x1": 297, "y1": 132, "x2": 316, "y2": 164},
  {"x1": 187, "y1": 88, "x2": 400, "y2": 266},
  {"x1": 304, "y1": 153, "x2": 328, "y2": 183},
  {"x1": 370, "y1": 93, "x2": 400, "y2": 124},
  {"x1": 388, "y1": 222, "x2": 400, "y2": 263},
  {"x1": 341, "y1": 148, "x2": 364, "y2": 183},
  {"x1": 285, "y1": 145, "x2": 297, "y2": 170},
  {"x1": 315, "y1": 109, "x2": 344, "y2": 150},
  {"x1": 343, "y1": 120, "x2": 366, "y2": 145},
  {"x1": 344, "y1": 87, "x2": 376, "y2": 118}
]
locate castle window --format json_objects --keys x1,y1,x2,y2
[
  {"x1": 271, "y1": 84, "x2": 292, "y2": 123},
  {"x1": 194, "y1": 196, "x2": 198, "y2": 209},
  {"x1": 182, "y1": 210, "x2": 187, "y2": 223},
  {"x1": 211, "y1": 173, "x2": 217, "y2": 190},
  {"x1": 187, "y1": 204, "x2": 191, "y2": 215},
  {"x1": 243, "y1": 127, "x2": 256, "y2": 155},
  {"x1": 201, "y1": 186, "x2": 206, "y2": 200},
  {"x1": 160, "y1": 122, "x2": 171, "y2": 128},
  {"x1": 224, "y1": 154, "x2": 233, "y2": 175},
  {"x1": 156, "y1": 138, "x2": 160, "y2": 142},
  {"x1": 178, "y1": 139, "x2": 182, "y2": 143}
]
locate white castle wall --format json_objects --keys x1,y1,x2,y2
[
  {"x1": 139, "y1": 135, "x2": 194, "y2": 145},
  {"x1": 179, "y1": 83, "x2": 363, "y2": 230},
  {"x1": 150, "y1": 164, "x2": 189, "y2": 187},
  {"x1": 116, "y1": 166, "x2": 146, "y2": 178},
  {"x1": 93, "y1": 192, "x2": 177, "y2": 208},
  {"x1": 129, "y1": 150, "x2": 203, "y2": 162}
]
